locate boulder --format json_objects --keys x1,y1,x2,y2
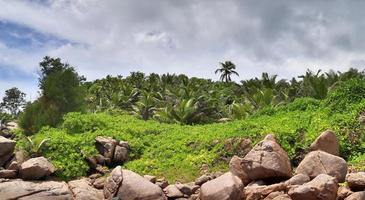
[
  {"x1": 0, "y1": 179, "x2": 72, "y2": 199},
  {"x1": 0, "y1": 136, "x2": 16, "y2": 166},
  {"x1": 295, "y1": 150, "x2": 347, "y2": 182},
  {"x1": 337, "y1": 186, "x2": 353, "y2": 200},
  {"x1": 243, "y1": 182, "x2": 287, "y2": 200},
  {"x1": 200, "y1": 172, "x2": 243, "y2": 200},
  {"x1": 345, "y1": 191, "x2": 365, "y2": 200},
  {"x1": 310, "y1": 130, "x2": 339, "y2": 156},
  {"x1": 229, "y1": 155, "x2": 250, "y2": 184},
  {"x1": 116, "y1": 169, "x2": 166, "y2": 200},
  {"x1": 346, "y1": 172, "x2": 365, "y2": 191},
  {"x1": 0, "y1": 169, "x2": 17, "y2": 179},
  {"x1": 144, "y1": 175, "x2": 157, "y2": 183},
  {"x1": 176, "y1": 182, "x2": 200, "y2": 195},
  {"x1": 95, "y1": 136, "x2": 118, "y2": 160},
  {"x1": 93, "y1": 177, "x2": 106, "y2": 189},
  {"x1": 242, "y1": 134, "x2": 292, "y2": 180},
  {"x1": 264, "y1": 191, "x2": 285, "y2": 200},
  {"x1": 20, "y1": 156, "x2": 55, "y2": 180},
  {"x1": 68, "y1": 178, "x2": 104, "y2": 200},
  {"x1": 272, "y1": 194, "x2": 292, "y2": 200},
  {"x1": 164, "y1": 184, "x2": 184, "y2": 198},
  {"x1": 156, "y1": 178, "x2": 169, "y2": 189},
  {"x1": 195, "y1": 174, "x2": 212, "y2": 186},
  {"x1": 285, "y1": 174, "x2": 310, "y2": 186},
  {"x1": 288, "y1": 174, "x2": 338, "y2": 200},
  {"x1": 113, "y1": 145, "x2": 128, "y2": 164},
  {"x1": 103, "y1": 166, "x2": 123, "y2": 199}
]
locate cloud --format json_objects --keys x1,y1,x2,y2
[{"x1": 0, "y1": 0, "x2": 365, "y2": 98}]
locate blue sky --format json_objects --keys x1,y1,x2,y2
[{"x1": 1, "y1": 0, "x2": 365, "y2": 100}]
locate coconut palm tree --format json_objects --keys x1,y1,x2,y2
[{"x1": 215, "y1": 61, "x2": 239, "y2": 82}]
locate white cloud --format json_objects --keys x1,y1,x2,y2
[{"x1": 0, "y1": 0, "x2": 364, "y2": 100}]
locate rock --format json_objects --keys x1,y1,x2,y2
[
  {"x1": 94, "y1": 154, "x2": 107, "y2": 165},
  {"x1": 346, "y1": 172, "x2": 365, "y2": 191},
  {"x1": 103, "y1": 166, "x2": 123, "y2": 199},
  {"x1": 119, "y1": 141, "x2": 130, "y2": 149},
  {"x1": 93, "y1": 177, "x2": 106, "y2": 189},
  {"x1": 0, "y1": 179, "x2": 72, "y2": 199},
  {"x1": 195, "y1": 174, "x2": 212, "y2": 186},
  {"x1": 310, "y1": 130, "x2": 339, "y2": 156},
  {"x1": 68, "y1": 178, "x2": 104, "y2": 200},
  {"x1": 86, "y1": 156, "x2": 98, "y2": 169},
  {"x1": 295, "y1": 150, "x2": 347, "y2": 182},
  {"x1": 156, "y1": 178, "x2": 169, "y2": 189},
  {"x1": 176, "y1": 182, "x2": 200, "y2": 195},
  {"x1": 229, "y1": 155, "x2": 250, "y2": 184},
  {"x1": 95, "y1": 136, "x2": 118, "y2": 161},
  {"x1": 0, "y1": 169, "x2": 17, "y2": 178},
  {"x1": 285, "y1": 174, "x2": 310, "y2": 186},
  {"x1": 144, "y1": 175, "x2": 157, "y2": 183},
  {"x1": 89, "y1": 173, "x2": 102, "y2": 179},
  {"x1": 164, "y1": 184, "x2": 184, "y2": 198},
  {"x1": 345, "y1": 191, "x2": 365, "y2": 200},
  {"x1": 200, "y1": 172, "x2": 243, "y2": 200},
  {"x1": 0, "y1": 136, "x2": 16, "y2": 166},
  {"x1": 20, "y1": 156, "x2": 55, "y2": 180},
  {"x1": 243, "y1": 182, "x2": 287, "y2": 200},
  {"x1": 117, "y1": 169, "x2": 165, "y2": 200},
  {"x1": 113, "y1": 145, "x2": 128, "y2": 164},
  {"x1": 242, "y1": 134, "x2": 292, "y2": 180},
  {"x1": 272, "y1": 194, "x2": 292, "y2": 200},
  {"x1": 288, "y1": 174, "x2": 338, "y2": 200},
  {"x1": 264, "y1": 191, "x2": 285, "y2": 200},
  {"x1": 337, "y1": 186, "x2": 353, "y2": 200}
]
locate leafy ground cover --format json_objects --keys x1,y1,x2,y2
[{"x1": 16, "y1": 79, "x2": 365, "y2": 182}]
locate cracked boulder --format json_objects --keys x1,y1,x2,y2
[
  {"x1": 288, "y1": 174, "x2": 338, "y2": 200},
  {"x1": 20, "y1": 156, "x2": 56, "y2": 180},
  {"x1": 295, "y1": 150, "x2": 347, "y2": 182},
  {"x1": 95, "y1": 136, "x2": 118, "y2": 164},
  {"x1": 346, "y1": 172, "x2": 365, "y2": 191},
  {"x1": 310, "y1": 130, "x2": 339, "y2": 156},
  {"x1": 68, "y1": 178, "x2": 103, "y2": 200},
  {"x1": 241, "y1": 134, "x2": 292, "y2": 180},
  {"x1": 0, "y1": 179, "x2": 72, "y2": 199},
  {"x1": 0, "y1": 136, "x2": 16, "y2": 167},
  {"x1": 200, "y1": 172, "x2": 244, "y2": 200},
  {"x1": 116, "y1": 169, "x2": 165, "y2": 200},
  {"x1": 103, "y1": 166, "x2": 123, "y2": 199}
]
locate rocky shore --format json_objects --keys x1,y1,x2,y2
[{"x1": 0, "y1": 130, "x2": 364, "y2": 200}]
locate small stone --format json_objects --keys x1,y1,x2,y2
[
  {"x1": 346, "y1": 172, "x2": 365, "y2": 191},
  {"x1": 144, "y1": 175, "x2": 157, "y2": 183},
  {"x1": 195, "y1": 174, "x2": 212, "y2": 186},
  {"x1": 164, "y1": 184, "x2": 184, "y2": 198}
]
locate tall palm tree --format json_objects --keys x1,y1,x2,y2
[{"x1": 215, "y1": 61, "x2": 239, "y2": 82}]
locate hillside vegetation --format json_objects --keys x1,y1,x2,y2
[
  {"x1": 0, "y1": 57, "x2": 363, "y2": 182},
  {"x1": 16, "y1": 79, "x2": 365, "y2": 182}
]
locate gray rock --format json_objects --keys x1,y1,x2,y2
[
  {"x1": 68, "y1": 178, "x2": 103, "y2": 200},
  {"x1": 288, "y1": 174, "x2": 338, "y2": 200},
  {"x1": 113, "y1": 145, "x2": 128, "y2": 164},
  {"x1": 346, "y1": 172, "x2": 365, "y2": 191},
  {"x1": 242, "y1": 134, "x2": 292, "y2": 180},
  {"x1": 95, "y1": 136, "x2": 118, "y2": 161},
  {"x1": 310, "y1": 130, "x2": 339, "y2": 156},
  {"x1": 0, "y1": 179, "x2": 72, "y2": 199},
  {"x1": 176, "y1": 182, "x2": 200, "y2": 195},
  {"x1": 285, "y1": 174, "x2": 310, "y2": 186},
  {"x1": 195, "y1": 174, "x2": 212, "y2": 186},
  {"x1": 20, "y1": 157, "x2": 55, "y2": 180},
  {"x1": 117, "y1": 169, "x2": 165, "y2": 200},
  {"x1": 103, "y1": 166, "x2": 123, "y2": 199},
  {"x1": 164, "y1": 184, "x2": 184, "y2": 198},
  {"x1": 144, "y1": 175, "x2": 157, "y2": 183},
  {"x1": 295, "y1": 150, "x2": 347, "y2": 182},
  {"x1": 0, "y1": 169, "x2": 17, "y2": 179},
  {"x1": 229, "y1": 155, "x2": 250, "y2": 185},
  {"x1": 344, "y1": 191, "x2": 365, "y2": 200},
  {"x1": 0, "y1": 136, "x2": 16, "y2": 166},
  {"x1": 200, "y1": 172, "x2": 243, "y2": 200}
]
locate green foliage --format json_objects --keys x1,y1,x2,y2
[
  {"x1": 19, "y1": 57, "x2": 85, "y2": 135},
  {"x1": 324, "y1": 78, "x2": 365, "y2": 113},
  {"x1": 1, "y1": 87, "x2": 26, "y2": 117}
]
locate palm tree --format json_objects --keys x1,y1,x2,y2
[{"x1": 215, "y1": 61, "x2": 239, "y2": 82}]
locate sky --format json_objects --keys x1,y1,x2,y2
[{"x1": 0, "y1": 0, "x2": 365, "y2": 100}]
